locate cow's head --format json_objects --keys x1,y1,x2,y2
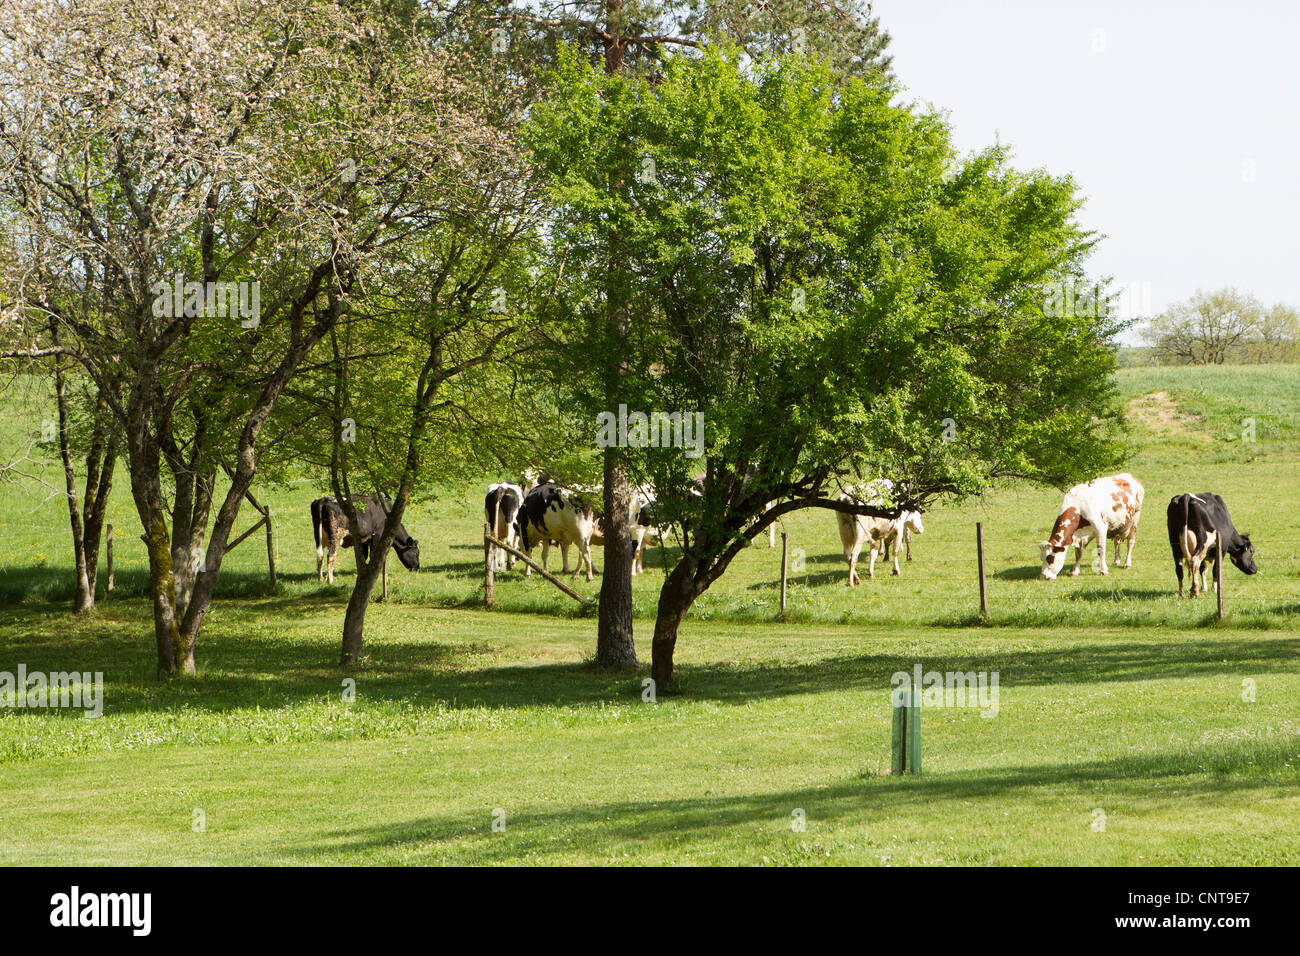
[
  {"x1": 394, "y1": 536, "x2": 420, "y2": 571},
  {"x1": 1229, "y1": 534, "x2": 1257, "y2": 574},
  {"x1": 1039, "y1": 541, "x2": 1068, "y2": 580},
  {"x1": 903, "y1": 511, "x2": 924, "y2": 536}
]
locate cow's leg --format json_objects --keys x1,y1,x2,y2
[
  {"x1": 1094, "y1": 528, "x2": 1109, "y2": 575},
  {"x1": 867, "y1": 543, "x2": 878, "y2": 579},
  {"x1": 891, "y1": 534, "x2": 901, "y2": 576},
  {"x1": 327, "y1": 539, "x2": 338, "y2": 584},
  {"x1": 769, "y1": 523, "x2": 776, "y2": 548},
  {"x1": 316, "y1": 541, "x2": 325, "y2": 581},
  {"x1": 1070, "y1": 543, "x2": 1083, "y2": 576},
  {"x1": 905, "y1": 527, "x2": 913, "y2": 562},
  {"x1": 559, "y1": 542, "x2": 573, "y2": 575},
  {"x1": 1174, "y1": 558, "x2": 1185, "y2": 598},
  {"x1": 579, "y1": 540, "x2": 594, "y2": 582}
]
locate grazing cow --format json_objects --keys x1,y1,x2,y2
[
  {"x1": 484, "y1": 482, "x2": 524, "y2": 571},
  {"x1": 1039, "y1": 473, "x2": 1144, "y2": 580},
  {"x1": 854, "y1": 478, "x2": 918, "y2": 563},
  {"x1": 311, "y1": 495, "x2": 420, "y2": 584},
  {"x1": 516, "y1": 482, "x2": 598, "y2": 581},
  {"x1": 630, "y1": 489, "x2": 671, "y2": 575},
  {"x1": 1166, "y1": 493, "x2": 1257, "y2": 597},
  {"x1": 835, "y1": 491, "x2": 925, "y2": 585}
]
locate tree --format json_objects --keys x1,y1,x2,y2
[
  {"x1": 0, "y1": 0, "x2": 491, "y2": 675},
  {"x1": 531, "y1": 50, "x2": 1127, "y2": 687},
  {"x1": 1142, "y1": 288, "x2": 1298, "y2": 365},
  {"x1": 508, "y1": 0, "x2": 894, "y2": 669}
]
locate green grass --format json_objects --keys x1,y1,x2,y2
[{"x1": 1, "y1": 364, "x2": 1298, "y2": 864}]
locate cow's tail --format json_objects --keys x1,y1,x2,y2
[{"x1": 1180, "y1": 493, "x2": 1194, "y2": 561}]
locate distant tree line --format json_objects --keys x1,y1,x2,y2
[{"x1": 1140, "y1": 289, "x2": 1299, "y2": 366}]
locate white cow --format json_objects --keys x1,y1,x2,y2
[
  {"x1": 517, "y1": 482, "x2": 598, "y2": 581},
  {"x1": 1038, "y1": 473, "x2": 1145, "y2": 580},
  {"x1": 629, "y1": 486, "x2": 671, "y2": 575},
  {"x1": 835, "y1": 491, "x2": 925, "y2": 585}
]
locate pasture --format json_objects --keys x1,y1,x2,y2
[{"x1": 1, "y1": 364, "x2": 1298, "y2": 865}]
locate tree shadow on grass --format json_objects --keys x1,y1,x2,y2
[
  {"x1": 6, "y1": 598, "x2": 1298, "y2": 717},
  {"x1": 280, "y1": 736, "x2": 1300, "y2": 863}
]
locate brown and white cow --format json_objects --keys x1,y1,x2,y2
[
  {"x1": 516, "y1": 482, "x2": 598, "y2": 581},
  {"x1": 835, "y1": 491, "x2": 924, "y2": 585},
  {"x1": 1038, "y1": 473, "x2": 1144, "y2": 580}
]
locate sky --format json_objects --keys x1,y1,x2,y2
[{"x1": 873, "y1": 0, "x2": 1300, "y2": 341}]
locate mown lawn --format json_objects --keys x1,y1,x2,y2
[{"x1": 1, "y1": 364, "x2": 1298, "y2": 864}]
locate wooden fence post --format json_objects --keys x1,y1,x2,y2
[
  {"x1": 106, "y1": 523, "x2": 114, "y2": 594},
  {"x1": 976, "y1": 522, "x2": 988, "y2": 618},
  {"x1": 780, "y1": 532, "x2": 789, "y2": 613},
  {"x1": 484, "y1": 522, "x2": 495, "y2": 608},
  {"x1": 265, "y1": 506, "x2": 276, "y2": 590},
  {"x1": 1216, "y1": 538, "x2": 1224, "y2": 620}
]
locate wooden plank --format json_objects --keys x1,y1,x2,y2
[
  {"x1": 976, "y1": 522, "x2": 988, "y2": 618},
  {"x1": 484, "y1": 532, "x2": 593, "y2": 605},
  {"x1": 226, "y1": 514, "x2": 268, "y2": 554}
]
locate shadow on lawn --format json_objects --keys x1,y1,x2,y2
[
  {"x1": 282, "y1": 736, "x2": 1300, "y2": 862},
  {"x1": 5, "y1": 596, "x2": 1299, "y2": 716}
]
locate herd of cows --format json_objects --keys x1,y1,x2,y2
[{"x1": 307, "y1": 470, "x2": 1258, "y2": 599}]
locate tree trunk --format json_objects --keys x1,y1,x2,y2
[
  {"x1": 651, "y1": 556, "x2": 697, "y2": 689},
  {"x1": 54, "y1": 365, "x2": 93, "y2": 612},
  {"x1": 340, "y1": 545, "x2": 384, "y2": 666},
  {"x1": 597, "y1": 450, "x2": 638, "y2": 667}
]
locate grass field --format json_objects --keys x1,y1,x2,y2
[{"x1": 1, "y1": 364, "x2": 1298, "y2": 865}]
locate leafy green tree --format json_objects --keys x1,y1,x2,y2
[
  {"x1": 1142, "y1": 289, "x2": 1299, "y2": 365},
  {"x1": 531, "y1": 49, "x2": 1127, "y2": 687}
]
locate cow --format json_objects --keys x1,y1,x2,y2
[
  {"x1": 484, "y1": 482, "x2": 524, "y2": 572},
  {"x1": 835, "y1": 491, "x2": 925, "y2": 585},
  {"x1": 629, "y1": 488, "x2": 671, "y2": 575},
  {"x1": 1166, "y1": 493, "x2": 1257, "y2": 597},
  {"x1": 516, "y1": 482, "x2": 598, "y2": 581},
  {"x1": 311, "y1": 495, "x2": 420, "y2": 584},
  {"x1": 1038, "y1": 473, "x2": 1144, "y2": 580},
  {"x1": 855, "y1": 478, "x2": 918, "y2": 563}
]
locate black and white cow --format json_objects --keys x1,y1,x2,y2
[
  {"x1": 484, "y1": 482, "x2": 524, "y2": 572},
  {"x1": 516, "y1": 482, "x2": 598, "y2": 581},
  {"x1": 1166, "y1": 493, "x2": 1257, "y2": 597},
  {"x1": 311, "y1": 495, "x2": 420, "y2": 584}
]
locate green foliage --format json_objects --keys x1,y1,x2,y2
[{"x1": 529, "y1": 47, "x2": 1126, "y2": 544}]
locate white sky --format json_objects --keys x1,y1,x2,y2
[{"x1": 874, "y1": 0, "x2": 1300, "y2": 339}]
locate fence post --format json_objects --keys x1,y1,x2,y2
[
  {"x1": 907, "y1": 689, "x2": 922, "y2": 775},
  {"x1": 106, "y1": 523, "x2": 114, "y2": 594},
  {"x1": 976, "y1": 522, "x2": 988, "y2": 618},
  {"x1": 1216, "y1": 538, "x2": 1224, "y2": 620},
  {"x1": 780, "y1": 532, "x2": 789, "y2": 613},
  {"x1": 484, "y1": 522, "x2": 495, "y2": 608},
  {"x1": 265, "y1": 506, "x2": 277, "y2": 590},
  {"x1": 890, "y1": 685, "x2": 908, "y2": 775}
]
